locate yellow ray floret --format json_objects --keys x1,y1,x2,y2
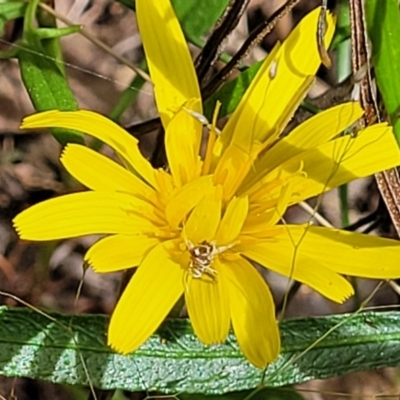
[{"x1": 136, "y1": 0, "x2": 202, "y2": 127}]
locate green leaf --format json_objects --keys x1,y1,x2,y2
[
  {"x1": 180, "y1": 388, "x2": 305, "y2": 400},
  {"x1": 109, "y1": 59, "x2": 147, "y2": 122},
  {"x1": 18, "y1": 41, "x2": 82, "y2": 145},
  {"x1": 253, "y1": 388, "x2": 305, "y2": 400},
  {"x1": 116, "y1": 0, "x2": 229, "y2": 41},
  {"x1": 365, "y1": 0, "x2": 400, "y2": 145},
  {"x1": 180, "y1": 392, "x2": 250, "y2": 400},
  {"x1": 0, "y1": 2, "x2": 27, "y2": 22},
  {"x1": 172, "y1": 0, "x2": 229, "y2": 41},
  {"x1": 1, "y1": 307, "x2": 400, "y2": 394},
  {"x1": 115, "y1": 0, "x2": 135, "y2": 10},
  {"x1": 17, "y1": 0, "x2": 82, "y2": 145},
  {"x1": 0, "y1": 2, "x2": 27, "y2": 45},
  {"x1": 34, "y1": 26, "x2": 82, "y2": 40},
  {"x1": 204, "y1": 61, "x2": 263, "y2": 120}
]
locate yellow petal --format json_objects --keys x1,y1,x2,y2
[
  {"x1": 185, "y1": 185, "x2": 222, "y2": 244},
  {"x1": 266, "y1": 225, "x2": 400, "y2": 279},
  {"x1": 218, "y1": 44, "x2": 281, "y2": 153},
  {"x1": 136, "y1": 0, "x2": 201, "y2": 127},
  {"x1": 213, "y1": 144, "x2": 259, "y2": 201},
  {"x1": 242, "y1": 228, "x2": 355, "y2": 303},
  {"x1": 288, "y1": 123, "x2": 400, "y2": 203},
  {"x1": 108, "y1": 240, "x2": 184, "y2": 354},
  {"x1": 21, "y1": 110, "x2": 159, "y2": 189},
  {"x1": 165, "y1": 175, "x2": 214, "y2": 229},
  {"x1": 165, "y1": 105, "x2": 203, "y2": 187},
  {"x1": 222, "y1": 257, "x2": 280, "y2": 368},
  {"x1": 85, "y1": 234, "x2": 160, "y2": 272},
  {"x1": 13, "y1": 192, "x2": 159, "y2": 240},
  {"x1": 220, "y1": 7, "x2": 335, "y2": 151},
  {"x1": 61, "y1": 144, "x2": 158, "y2": 205},
  {"x1": 242, "y1": 184, "x2": 291, "y2": 236},
  {"x1": 241, "y1": 161, "x2": 305, "y2": 205},
  {"x1": 215, "y1": 196, "x2": 249, "y2": 246},
  {"x1": 185, "y1": 261, "x2": 230, "y2": 344},
  {"x1": 252, "y1": 102, "x2": 364, "y2": 179},
  {"x1": 250, "y1": 123, "x2": 400, "y2": 205},
  {"x1": 155, "y1": 169, "x2": 175, "y2": 205}
]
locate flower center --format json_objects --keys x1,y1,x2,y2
[{"x1": 187, "y1": 240, "x2": 218, "y2": 280}]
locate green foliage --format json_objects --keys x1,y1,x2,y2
[
  {"x1": 0, "y1": 2, "x2": 26, "y2": 37},
  {"x1": 1, "y1": 307, "x2": 400, "y2": 394},
  {"x1": 203, "y1": 61, "x2": 262, "y2": 120},
  {"x1": 172, "y1": 0, "x2": 229, "y2": 42},
  {"x1": 366, "y1": 0, "x2": 400, "y2": 145},
  {"x1": 180, "y1": 388, "x2": 305, "y2": 400},
  {"x1": 117, "y1": 0, "x2": 229, "y2": 42},
  {"x1": 17, "y1": 0, "x2": 83, "y2": 145}
]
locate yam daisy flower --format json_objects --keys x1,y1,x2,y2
[{"x1": 13, "y1": 1, "x2": 400, "y2": 368}]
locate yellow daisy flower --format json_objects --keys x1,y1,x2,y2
[{"x1": 13, "y1": 1, "x2": 400, "y2": 369}]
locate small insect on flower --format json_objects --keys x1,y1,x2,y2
[
  {"x1": 269, "y1": 60, "x2": 278, "y2": 79},
  {"x1": 187, "y1": 240, "x2": 219, "y2": 281}
]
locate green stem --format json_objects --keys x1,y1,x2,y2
[{"x1": 339, "y1": 184, "x2": 350, "y2": 227}]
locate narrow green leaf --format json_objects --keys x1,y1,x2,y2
[
  {"x1": 18, "y1": 42, "x2": 82, "y2": 145},
  {"x1": 115, "y1": 0, "x2": 135, "y2": 10},
  {"x1": 1, "y1": 308, "x2": 400, "y2": 394},
  {"x1": 204, "y1": 61, "x2": 263, "y2": 119},
  {"x1": 17, "y1": 0, "x2": 82, "y2": 145},
  {"x1": 0, "y1": 2, "x2": 27, "y2": 22},
  {"x1": 109, "y1": 60, "x2": 147, "y2": 122},
  {"x1": 335, "y1": 0, "x2": 351, "y2": 83},
  {"x1": 34, "y1": 26, "x2": 82, "y2": 40},
  {"x1": 365, "y1": 0, "x2": 400, "y2": 144},
  {"x1": 172, "y1": 0, "x2": 229, "y2": 41},
  {"x1": 0, "y1": 2, "x2": 27, "y2": 44},
  {"x1": 330, "y1": 0, "x2": 350, "y2": 51},
  {"x1": 116, "y1": 0, "x2": 228, "y2": 41}
]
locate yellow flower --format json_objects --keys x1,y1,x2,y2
[{"x1": 13, "y1": 1, "x2": 400, "y2": 369}]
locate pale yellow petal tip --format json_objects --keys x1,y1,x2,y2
[
  {"x1": 82, "y1": 256, "x2": 94, "y2": 270},
  {"x1": 242, "y1": 331, "x2": 281, "y2": 369},
  {"x1": 20, "y1": 110, "x2": 61, "y2": 130},
  {"x1": 82, "y1": 256, "x2": 104, "y2": 274},
  {"x1": 107, "y1": 339, "x2": 132, "y2": 356},
  {"x1": 12, "y1": 218, "x2": 22, "y2": 238},
  {"x1": 60, "y1": 143, "x2": 77, "y2": 161},
  {"x1": 247, "y1": 344, "x2": 280, "y2": 369},
  {"x1": 12, "y1": 213, "x2": 32, "y2": 239},
  {"x1": 337, "y1": 285, "x2": 355, "y2": 304}
]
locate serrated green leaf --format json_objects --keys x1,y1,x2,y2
[
  {"x1": 180, "y1": 388, "x2": 305, "y2": 400},
  {"x1": 253, "y1": 388, "x2": 305, "y2": 400},
  {"x1": 180, "y1": 391, "x2": 250, "y2": 400},
  {"x1": 365, "y1": 0, "x2": 400, "y2": 145},
  {"x1": 1, "y1": 308, "x2": 400, "y2": 394}
]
